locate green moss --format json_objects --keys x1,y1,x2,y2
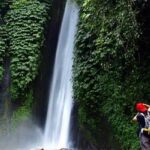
[
  {"x1": 73, "y1": 0, "x2": 144, "y2": 149},
  {"x1": 11, "y1": 90, "x2": 33, "y2": 129},
  {"x1": 0, "y1": 25, "x2": 7, "y2": 81},
  {"x1": 5, "y1": 0, "x2": 50, "y2": 100},
  {"x1": 0, "y1": 0, "x2": 52, "y2": 132}
]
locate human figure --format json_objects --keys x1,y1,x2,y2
[{"x1": 133, "y1": 102, "x2": 150, "y2": 150}]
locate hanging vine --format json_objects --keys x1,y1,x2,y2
[
  {"x1": 5, "y1": 0, "x2": 49, "y2": 100},
  {"x1": 73, "y1": 0, "x2": 142, "y2": 149}
]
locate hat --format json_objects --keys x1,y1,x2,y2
[{"x1": 136, "y1": 103, "x2": 147, "y2": 112}]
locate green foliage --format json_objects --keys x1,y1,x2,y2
[
  {"x1": 0, "y1": 0, "x2": 11, "y2": 12},
  {"x1": 0, "y1": 0, "x2": 51, "y2": 134},
  {"x1": 11, "y1": 90, "x2": 33, "y2": 129},
  {"x1": 73, "y1": 0, "x2": 146, "y2": 149},
  {"x1": 5, "y1": 0, "x2": 49, "y2": 99},
  {"x1": 0, "y1": 25, "x2": 7, "y2": 81}
]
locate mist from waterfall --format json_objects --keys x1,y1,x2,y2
[{"x1": 43, "y1": 0, "x2": 79, "y2": 149}]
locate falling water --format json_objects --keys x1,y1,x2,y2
[{"x1": 43, "y1": 0, "x2": 79, "y2": 149}]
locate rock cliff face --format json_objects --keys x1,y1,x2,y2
[{"x1": 72, "y1": 0, "x2": 150, "y2": 149}]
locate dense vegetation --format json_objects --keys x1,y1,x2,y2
[
  {"x1": 6, "y1": 0, "x2": 48, "y2": 100},
  {"x1": 73, "y1": 0, "x2": 150, "y2": 149},
  {"x1": 0, "y1": 25, "x2": 6, "y2": 81},
  {"x1": 0, "y1": 0, "x2": 51, "y2": 131},
  {"x1": 0, "y1": 0, "x2": 150, "y2": 149}
]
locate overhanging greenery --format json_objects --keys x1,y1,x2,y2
[
  {"x1": 0, "y1": 0, "x2": 52, "y2": 130},
  {"x1": 73, "y1": 0, "x2": 150, "y2": 149},
  {"x1": 5, "y1": 0, "x2": 49, "y2": 100}
]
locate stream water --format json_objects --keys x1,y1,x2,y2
[{"x1": 43, "y1": 0, "x2": 79, "y2": 149}]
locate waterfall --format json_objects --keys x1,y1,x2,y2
[{"x1": 43, "y1": 0, "x2": 79, "y2": 149}]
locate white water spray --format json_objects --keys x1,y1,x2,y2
[{"x1": 43, "y1": 0, "x2": 79, "y2": 149}]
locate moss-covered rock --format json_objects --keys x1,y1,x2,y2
[
  {"x1": 73, "y1": 0, "x2": 150, "y2": 149},
  {"x1": 0, "y1": 0, "x2": 52, "y2": 132},
  {"x1": 5, "y1": 0, "x2": 49, "y2": 100}
]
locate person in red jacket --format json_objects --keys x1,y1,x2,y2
[{"x1": 133, "y1": 102, "x2": 150, "y2": 150}]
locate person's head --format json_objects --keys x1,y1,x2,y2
[{"x1": 135, "y1": 102, "x2": 147, "y2": 113}]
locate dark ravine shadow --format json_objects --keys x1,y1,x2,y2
[
  {"x1": 33, "y1": 0, "x2": 67, "y2": 127},
  {"x1": 134, "y1": 0, "x2": 150, "y2": 69},
  {"x1": 0, "y1": 56, "x2": 12, "y2": 135},
  {"x1": 70, "y1": 103, "x2": 121, "y2": 150}
]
